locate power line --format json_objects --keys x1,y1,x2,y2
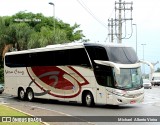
[
  {"x1": 76, "y1": 0, "x2": 108, "y2": 29},
  {"x1": 108, "y1": 6, "x2": 115, "y2": 19}
]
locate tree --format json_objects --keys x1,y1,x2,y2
[
  {"x1": 155, "y1": 68, "x2": 160, "y2": 72},
  {"x1": 0, "y1": 17, "x2": 12, "y2": 60},
  {"x1": 0, "y1": 11, "x2": 88, "y2": 82},
  {"x1": 0, "y1": 11, "x2": 87, "y2": 60},
  {"x1": 7, "y1": 23, "x2": 33, "y2": 50},
  {"x1": 12, "y1": 11, "x2": 86, "y2": 43}
]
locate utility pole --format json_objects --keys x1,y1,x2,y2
[
  {"x1": 108, "y1": 18, "x2": 114, "y2": 42},
  {"x1": 133, "y1": 24, "x2": 137, "y2": 54},
  {"x1": 108, "y1": 0, "x2": 133, "y2": 43},
  {"x1": 49, "y1": 2, "x2": 55, "y2": 37},
  {"x1": 141, "y1": 44, "x2": 146, "y2": 61},
  {"x1": 118, "y1": 0, "x2": 122, "y2": 43},
  {"x1": 141, "y1": 43, "x2": 146, "y2": 75}
]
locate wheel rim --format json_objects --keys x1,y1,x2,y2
[
  {"x1": 86, "y1": 94, "x2": 91, "y2": 106},
  {"x1": 28, "y1": 91, "x2": 33, "y2": 100},
  {"x1": 20, "y1": 90, "x2": 25, "y2": 99}
]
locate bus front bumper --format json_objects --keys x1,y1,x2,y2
[{"x1": 107, "y1": 93, "x2": 144, "y2": 105}]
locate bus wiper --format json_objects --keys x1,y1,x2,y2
[
  {"x1": 132, "y1": 84, "x2": 143, "y2": 89},
  {"x1": 116, "y1": 86, "x2": 127, "y2": 90}
]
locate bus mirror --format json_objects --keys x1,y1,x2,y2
[{"x1": 94, "y1": 60, "x2": 120, "y2": 74}]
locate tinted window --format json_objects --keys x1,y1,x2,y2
[
  {"x1": 37, "y1": 51, "x2": 55, "y2": 66},
  {"x1": 94, "y1": 65, "x2": 114, "y2": 87},
  {"x1": 5, "y1": 48, "x2": 91, "y2": 68},
  {"x1": 54, "y1": 50, "x2": 69, "y2": 65},
  {"x1": 85, "y1": 46, "x2": 109, "y2": 63},
  {"x1": 85, "y1": 46, "x2": 114, "y2": 87},
  {"x1": 106, "y1": 47, "x2": 138, "y2": 64},
  {"x1": 70, "y1": 49, "x2": 91, "y2": 67},
  {"x1": 5, "y1": 54, "x2": 28, "y2": 67}
]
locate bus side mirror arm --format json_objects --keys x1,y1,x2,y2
[
  {"x1": 139, "y1": 60, "x2": 154, "y2": 74},
  {"x1": 94, "y1": 60, "x2": 120, "y2": 74}
]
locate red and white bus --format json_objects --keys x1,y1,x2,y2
[{"x1": 4, "y1": 43, "x2": 145, "y2": 106}]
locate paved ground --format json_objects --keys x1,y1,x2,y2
[
  {"x1": 1, "y1": 86, "x2": 160, "y2": 125},
  {"x1": 0, "y1": 95, "x2": 91, "y2": 125}
]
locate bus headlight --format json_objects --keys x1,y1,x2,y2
[{"x1": 112, "y1": 89, "x2": 127, "y2": 96}]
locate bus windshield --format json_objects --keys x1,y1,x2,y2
[
  {"x1": 114, "y1": 67, "x2": 143, "y2": 90},
  {"x1": 106, "y1": 47, "x2": 138, "y2": 64}
]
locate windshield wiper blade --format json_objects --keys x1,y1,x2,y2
[{"x1": 116, "y1": 86, "x2": 127, "y2": 90}]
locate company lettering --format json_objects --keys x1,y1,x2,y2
[{"x1": 5, "y1": 69, "x2": 24, "y2": 75}]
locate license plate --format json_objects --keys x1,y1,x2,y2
[{"x1": 130, "y1": 100, "x2": 136, "y2": 104}]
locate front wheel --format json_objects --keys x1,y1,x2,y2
[
  {"x1": 84, "y1": 92, "x2": 94, "y2": 107},
  {"x1": 26, "y1": 89, "x2": 34, "y2": 101}
]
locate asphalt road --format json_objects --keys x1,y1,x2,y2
[{"x1": 1, "y1": 86, "x2": 160, "y2": 125}]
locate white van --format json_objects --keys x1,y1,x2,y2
[{"x1": 151, "y1": 72, "x2": 160, "y2": 86}]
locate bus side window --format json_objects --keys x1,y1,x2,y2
[
  {"x1": 36, "y1": 51, "x2": 55, "y2": 66},
  {"x1": 54, "y1": 50, "x2": 69, "y2": 66},
  {"x1": 107, "y1": 76, "x2": 113, "y2": 87},
  {"x1": 5, "y1": 54, "x2": 28, "y2": 67},
  {"x1": 69, "y1": 48, "x2": 91, "y2": 68},
  {"x1": 85, "y1": 46, "x2": 109, "y2": 67},
  {"x1": 94, "y1": 47, "x2": 109, "y2": 61}
]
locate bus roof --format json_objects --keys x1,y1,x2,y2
[
  {"x1": 84, "y1": 42, "x2": 131, "y2": 48},
  {"x1": 5, "y1": 42, "x2": 131, "y2": 56},
  {"x1": 5, "y1": 42, "x2": 84, "y2": 55}
]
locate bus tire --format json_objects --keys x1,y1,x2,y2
[
  {"x1": 26, "y1": 88, "x2": 34, "y2": 101},
  {"x1": 84, "y1": 92, "x2": 95, "y2": 107},
  {"x1": 18, "y1": 88, "x2": 25, "y2": 100}
]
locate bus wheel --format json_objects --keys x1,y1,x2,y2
[
  {"x1": 18, "y1": 88, "x2": 25, "y2": 100},
  {"x1": 26, "y1": 88, "x2": 34, "y2": 101},
  {"x1": 85, "y1": 92, "x2": 94, "y2": 107}
]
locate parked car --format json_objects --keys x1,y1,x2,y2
[
  {"x1": 0, "y1": 84, "x2": 4, "y2": 94},
  {"x1": 143, "y1": 79, "x2": 152, "y2": 89}
]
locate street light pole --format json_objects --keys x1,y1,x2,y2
[
  {"x1": 133, "y1": 24, "x2": 137, "y2": 55},
  {"x1": 141, "y1": 43, "x2": 146, "y2": 76},
  {"x1": 141, "y1": 44, "x2": 146, "y2": 61},
  {"x1": 49, "y1": 2, "x2": 55, "y2": 38}
]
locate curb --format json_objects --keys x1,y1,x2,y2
[{"x1": 0, "y1": 104, "x2": 49, "y2": 125}]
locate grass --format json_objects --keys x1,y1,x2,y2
[{"x1": 0, "y1": 105, "x2": 43, "y2": 125}]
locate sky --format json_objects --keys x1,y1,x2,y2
[{"x1": 0, "y1": 0, "x2": 160, "y2": 73}]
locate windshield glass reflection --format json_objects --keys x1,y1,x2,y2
[{"x1": 114, "y1": 67, "x2": 143, "y2": 90}]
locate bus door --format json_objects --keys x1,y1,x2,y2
[
  {"x1": 96, "y1": 85, "x2": 107, "y2": 104},
  {"x1": 85, "y1": 45, "x2": 113, "y2": 104}
]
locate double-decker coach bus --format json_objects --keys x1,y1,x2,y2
[{"x1": 4, "y1": 43, "x2": 144, "y2": 106}]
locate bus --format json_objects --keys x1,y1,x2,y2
[{"x1": 4, "y1": 42, "x2": 145, "y2": 106}]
